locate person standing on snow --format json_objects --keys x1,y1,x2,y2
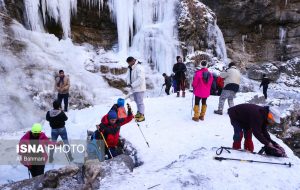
[
  {"x1": 173, "y1": 56, "x2": 187, "y2": 97},
  {"x1": 260, "y1": 74, "x2": 270, "y2": 99},
  {"x1": 19, "y1": 123, "x2": 61, "y2": 177},
  {"x1": 126, "y1": 56, "x2": 146, "y2": 122},
  {"x1": 162, "y1": 73, "x2": 172, "y2": 95},
  {"x1": 214, "y1": 62, "x2": 241, "y2": 115},
  {"x1": 228, "y1": 104, "x2": 286, "y2": 157},
  {"x1": 93, "y1": 105, "x2": 134, "y2": 159},
  {"x1": 192, "y1": 61, "x2": 213, "y2": 121},
  {"x1": 55, "y1": 70, "x2": 70, "y2": 112},
  {"x1": 46, "y1": 100, "x2": 73, "y2": 163}
]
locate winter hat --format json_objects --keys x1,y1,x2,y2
[
  {"x1": 108, "y1": 110, "x2": 117, "y2": 120},
  {"x1": 117, "y1": 98, "x2": 125, "y2": 107},
  {"x1": 268, "y1": 106, "x2": 281, "y2": 124},
  {"x1": 31, "y1": 123, "x2": 42, "y2": 133}
]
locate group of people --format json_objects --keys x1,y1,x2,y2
[
  {"x1": 190, "y1": 59, "x2": 285, "y2": 157},
  {"x1": 18, "y1": 56, "x2": 283, "y2": 179}
]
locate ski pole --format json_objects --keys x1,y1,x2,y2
[
  {"x1": 214, "y1": 156, "x2": 292, "y2": 167},
  {"x1": 28, "y1": 169, "x2": 31, "y2": 179},
  {"x1": 191, "y1": 94, "x2": 194, "y2": 117},
  {"x1": 135, "y1": 120, "x2": 150, "y2": 148},
  {"x1": 100, "y1": 132, "x2": 114, "y2": 159},
  {"x1": 216, "y1": 146, "x2": 259, "y2": 156}
]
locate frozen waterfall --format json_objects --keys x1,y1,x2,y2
[
  {"x1": 22, "y1": 0, "x2": 180, "y2": 73},
  {"x1": 208, "y1": 21, "x2": 228, "y2": 64},
  {"x1": 108, "y1": 0, "x2": 180, "y2": 74}
]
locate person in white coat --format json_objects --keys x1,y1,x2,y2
[
  {"x1": 126, "y1": 56, "x2": 146, "y2": 122},
  {"x1": 214, "y1": 62, "x2": 241, "y2": 115}
]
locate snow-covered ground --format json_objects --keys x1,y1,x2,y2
[{"x1": 0, "y1": 92, "x2": 299, "y2": 189}]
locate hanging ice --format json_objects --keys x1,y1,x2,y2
[
  {"x1": 24, "y1": 0, "x2": 78, "y2": 38},
  {"x1": 279, "y1": 27, "x2": 287, "y2": 44},
  {"x1": 208, "y1": 21, "x2": 228, "y2": 64},
  {"x1": 108, "y1": 0, "x2": 179, "y2": 74},
  {"x1": 0, "y1": 0, "x2": 5, "y2": 9}
]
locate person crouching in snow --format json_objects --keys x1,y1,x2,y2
[
  {"x1": 228, "y1": 104, "x2": 286, "y2": 157},
  {"x1": 192, "y1": 60, "x2": 213, "y2": 121},
  {"x1": 93, "y1": 105, "x2": 134, "y2": 159}
]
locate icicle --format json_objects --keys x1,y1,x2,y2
[
  {"x1": 279, "y1": 27, "x2": 287, "y2": 44},
  {"x1": 24, "y1": 0, "x2": 44, "y2": 31},
  {"x1": 0, "y1": 0, "x2": 5, "y2": 9},
  {"x1": 242, "y1": 34, "x2": 247, "y2": 52},
  {"x1": 207, "y1": 21, "x2": 228, "y2": 64}
]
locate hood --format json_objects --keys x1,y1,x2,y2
[
  {"x1": 49, "y1": 109, "x2": 62, "y2": 117},
  {"x1": 101, "y1": 114, "x2": 109, "y2": 125}
]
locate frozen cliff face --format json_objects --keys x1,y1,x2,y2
[
  {"x1": 0, "y1": 13, "x2": 122, "y2": 132},
  {"x1": 178, "y1": 0, "x2": 228, "y2": 64},
  {"x1": 200, "y1": 0, "x2": 300, "y2": 65}
]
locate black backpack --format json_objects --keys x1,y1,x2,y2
[{"x1": 202, "y1": 71, "x2": 211, "y2": 83}]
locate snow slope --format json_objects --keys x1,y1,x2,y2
[{"x1": 0, "y1": 92, "x2": 299, "y2": 189}]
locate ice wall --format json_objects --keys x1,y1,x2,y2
[
  {"x1": 207, "y1": 21, "x2": 228, "y2": 64},
  {"x1": 108, "y1": 0, "x2": 179, "y2": 74}
]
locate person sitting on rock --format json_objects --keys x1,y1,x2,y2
[
  {"x1": 228, "y1": 103, "x2": 286, "y2": 157},
  {"x1": 93, "y1": 104, "x2": 134, "y2": 159}
]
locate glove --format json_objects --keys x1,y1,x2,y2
[{"x1": 127, "y1": 104, "x2": 132, "y2": 116}]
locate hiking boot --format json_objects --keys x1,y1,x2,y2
[
  {"x1": 135, "y1": 114, "x2": 145, "y2": 122},
  {"x1": 192, "y1": 105, "x2": 199, "y2": 122},
  {"x1": 214, "y1": 110, "x2": 223, "y2": 115},
  {"x1": 135, "y1": 112, "x2": 141, "y2": 119},
  {"x1": 199, "y1": 105, "x2": 207, "y2": 121},
  {"x1": 176, "y1": 92, "x2": 180, "y2": 97}
]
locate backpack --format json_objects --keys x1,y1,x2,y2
[
  {"x1": 202, "y1": 71, "x2": 211, "y2": 83},
  {"x1": 110, "y1": 104, "x2": 127, "y2": 119}
]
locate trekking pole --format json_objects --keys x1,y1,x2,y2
[
  {"x1": 28, "y1": 169, "x2": 31, "y2": 179},
  {"x1": 191, "y1": 94, "x2": 194, "y2": 117},
  {"x1": 135, "y1": 120, "x2": 150, "y2": 148},
  {"x1": 216, "y1": 146, "x2": 259, "y2": 156},
  {"x1": 214, "y1": 156, "x2": 292, "y2": 167},
  {"x1": 100, "y1": 132, "x2": 114, "y2": 159}
]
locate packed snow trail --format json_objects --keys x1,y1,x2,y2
[{"x1": 0, "y1": 92, "x2": 300, "y2": 189}]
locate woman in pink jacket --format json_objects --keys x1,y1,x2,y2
[{"x1": 192, "y1": 61, "x2": 213, "y2": 121}]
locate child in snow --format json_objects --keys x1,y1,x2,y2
[
  {"x1": 228, "y1": 104, "x2": 286, "y2": 157},
  {"x1": 260, "y1": 74, "x2": 270, "y2": 99},
  {"x1": 93, "y1": 102, "x2": 134, "y2": 159},
  {"x1": 192, "y1": 61, "x2": 213, "y2": 121},
  {"x1": 162, "y1": 73, "x2": 172, "y2": 95}
]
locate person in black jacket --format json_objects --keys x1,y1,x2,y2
[
  {"x1": 162, "y1": 73, "x2": 172, "y2": 95},
  {"x1": 228, "y1": 104, "x2": 286, "y2": 157},
  {"x1": 46, "y1": 100, "x2": 73, "y2": 163},
  {"x1": 260, "y1": 74, "x2": 270, "y2": 99},
  {"x1": 173, "y1": 56, "x2": 187, "y2": 97}
]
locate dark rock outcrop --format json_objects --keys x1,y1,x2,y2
[{"x1": 200, "y1": 0, "x2": 300, "y2": 65}]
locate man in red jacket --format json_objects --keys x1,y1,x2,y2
[{"x1": 93, "y1": 104, "x2": 134, "y2": 159}]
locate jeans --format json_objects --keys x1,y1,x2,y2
[
  {"x1": 57, "y1": 93, "x2": 69, "y2": 112},
  {"x1": 50, "y1": 127, "x2": 72, "y2": 160}
]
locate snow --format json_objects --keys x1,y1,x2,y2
[
  {"x1": 0, "y1": 19, "x2": 122, "y2": 131},
  {"x1": 0, "y1": 92, "x2": 299, "y2": 189}
]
